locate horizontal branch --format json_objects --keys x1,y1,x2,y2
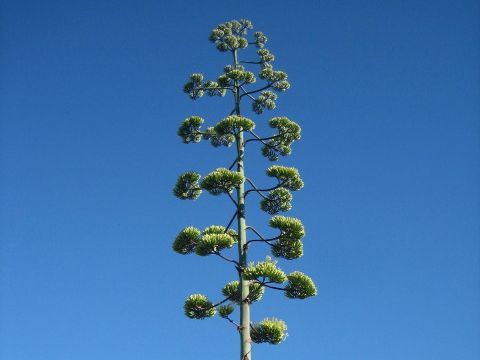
[
  {"x1": 240, "y1": 85, "x2": 256, "y2": 101},
  {"x1": 240, "y1": 60, "x2": 262, "y2": 65},
  {"x1": 210, "y1": 295, "x2": 234, "y2": 309},
  {"x1": 245, "y1": 178, "x2": 268, "y2": 200},
  {"x1": 244, "y1": 181, "x2": 286, "y2": 197},
  {"x1": 244, "y1": 130, "x2": 281, "y2": 153},
  {"x1": 240, "y1": 83, "x2": 273, "y2": 98},
  {"x1": 245, "y1": 238, "x2": 274, "y2": 247},
  {"x1": 246, "y1": 226, "x2": 267, "y2": 241},
  {"x1": 253, "y1": 280, "x2": 286, "y2": 292},
  {"x1": 244, "y1": 131, "x2": 290, "y2": 144},
  {"x1": 213, "y1": 251, "x2": 240, "y2": 266}
]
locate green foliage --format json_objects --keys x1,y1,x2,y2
[
  {"x1": 202, "y1": 114, "x2": 256, "y2": 148},
  {"x1": 262, "y1": 117, "x2": 301, "y2": 160},
  {"x1": 177, "y1": 116, "x2": 204, "y2": 144},
  {"x1": 195, "y1": 233, "x2": 236, "y2": 256},
  {"x1": 218, "y1": 304, "x2": 235, "y2": 318},
  {"x1": 173, "y1": 225, "x2": 238, "y2": 256},
  {"x1": 258, "y1": 64, "x2": 290, "y2": 91},
  {"x1": 183, "y1": 73, "x2": 228, "y2": 100},
  {"x1": 243, "y1": 257, "x2": 287, "y2": 284},
  {"x1": 253, "y1": 31, "x2": 268, "y2": 48},
  {"x1": 200, "y1": 168, "x2": 244, "y2": 195},
  {"x1": 203, "y1": 225, "x2": 238, "y2": 240},
  {"x1": 271, "y1": 239, "x2": 303, "y2": 260},
  {"x1": 175, "y1": 18, "x2": 317, "y2": 355},
  {"x1": 172, "y1": 226, "x2": 201, "y2": 255},
  {"x1": 269, "y1": 216, "x2": 305, "y2": 260},
  {"x1": 269, "y1": 216, "x2": 305, "y2": 242},
  {"x1": 184, "y1": 294, "x2": 216, "y2": 319},
  {"x1": 260, "y1": 188, "x2": 292, "y2": 215},
  {"x1": 214, "y1": 115, "x2": 256, "y2": 136},
  {"x1": 203, "y1": 80, "x2": 227, "y2": 97},
  {"x1": 203, "y1": 127, "x2": 236, "y2": 147},
  {"x1": 183, "y1": 73, "x2": 205, "y2": 100},
  {"x1": 209, "y1": 19, "x2": 253, "y2": 52},
  {"x1": 221, "y1": 280, "x2": 264, "y2": 304},
  {"x1": 173, "y1": 172, "x2": 202, "y2": 200},
  {"x1": 251, "y1": 318, "x2": 287, "y2": 344},
  {"x1": 266, "y1": 165, "x2": 304, "y2": 191},
  {"x1": 257, "y1": 49, "x2": 274, "y2": 63},
  {"x1": 285, "y1": 271, "x2": 317, "y2": 299},
  {"x1": 252, "y1": 91, "x2": 277, "y2": 114}
]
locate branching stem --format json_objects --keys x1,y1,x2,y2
[{"x1": 213, "y1": 251, "x2": 240, "y2": 266}]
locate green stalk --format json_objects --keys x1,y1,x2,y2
[{"x1": 234, "y1": 49, "x2": 251, "y2": 360}]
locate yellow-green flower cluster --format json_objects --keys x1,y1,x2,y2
[
  {"x1": 259, "y1": 65, "x2": 290, "y2": 91},
  {"x1": 266, "y1": 165, "x2": 304, "y2": 190},
  {"x1": 253, "y1": 31, "x2": 268, "y2": 48},
  {"x1": 261, "y1": 117, "x2": 301, "y2": 160},
  {"x1": 257, "y1": 48, "x2": 274, "y2": 63},
  {"x1": 172, "y1": 226, "x2": 201, "y2": 254},
  {"x1": 214, "y1": 115, "x2": 255, "y2": 136},
  {"x1": 284, "y1": 272, "x2": 317, "y2": 299},
  {"x1": 269, "y1": 216, "x2": 305, "y2": 260},
  {"x1": 251, "y1": 318, "x2": 287, "y2": 344},
  {"x1": 200, "y1": 168, "x2": 244, "y2": 195},
  {"x1": 260, "y1": 188, "x2": 292, "y2": 215},
  {"x1": 177, "y1": 116, "x2": 204, "y2": 143},
  {"x1": 195, "y1": 233, "x2": 236, "y2": 256},
  {"x1": 172, "y1": 225, "x2": 238, "y2": 255},
  {"x1": 218, "y1": 304, "x2": 234, "y2": 318},
  {"x1": 184, "y1": 294, "x2": 216, "y2": 319},
  {"x1": 173, "y1": 172, "x2": 202, "y2": 200},
  {"x1": 221, "y1": 280, "x2": 264, "y2": 304},
  {"x1": 209, "y1": 19, "x2": 253, "y2": 52},
  {"x1": 243, "y1": 257, "x2": 287, "y2": 283},
  {"x1": 252, "y1": 91, "x2": 277, "y2": 114},
  {"x1": 203, "y1": 127, "x2": 236, "y2": 147}
]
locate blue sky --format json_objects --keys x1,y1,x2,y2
[{"x1": 1, "y1": 0, "x2": 479, "y2": 359}]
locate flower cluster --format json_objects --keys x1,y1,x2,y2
[
  {"x1": 183, "y1": 73, "x2": 228, "y2": 100},
  {"x1": 250, "y1": 318, "x2": 287, "y2": 344},
  {"x1": 262, "y1": 117, "x2": 301, "y2": 161},
  {"x1": 195, "y1": 233, "x2": 236, "y2": 256},
  {"x1": 221, "y1": 281, "x2": 264, "y2": 304},
  {"x1": 269, "y1": 216, "x2": 305, "y2": 260},
  {"x1": 284, "y1": 271, "x2": 318, "y2": 299},
  {"x1": 218, "y1": 304, "x2": 235, "y2": 318},
  {"x1": 203, "y1": 127, "x2": 236, "y2": 147},
  {"x1": 173, "y1": 172, "x2": 202, "y2": 200},
  {"x1": 209, "y1": 19, "x2": 253, "y2": 52},
  {"x1": 243, "y1": 257, "x2": 287, "y2": 284},
  {"x1": 184, "y1": 294, "x2": 216, "y2": 319},
  {"x1": 214, "y1": 115, "x2": 256, "y2": 135},
  {"x1": 257, "y1": 48, "x2": 274, "y2": 63},
  {"x1": 259, "y1": 65, "x2": 290, "y2": 91},
  {"x1": 200, "y1": 168, "x2": 244, "y2": 195},
  {"x1": 172, "y1": 226, "x2": 201, "y2": 255},
  {"x1": 172, "y1": 225, "x2": 238, "y2": 256},
  {"x1": 253, "y1": 31, "x2": 268, "y2": 48},
  {"x1": 266, "y1": 165, "x2": 304, "y2": 190},
  {"x1": 177, "y1": 116, "x2": 204, "y2": 143},
  {"x1": 252, "y1": 91, "x2": 277, "y2": 114},
  {"x1": 260, "y1": 188, "x2": 292, "y2": 215}
]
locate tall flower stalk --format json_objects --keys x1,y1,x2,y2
[{"x1": 173, "y1": 20, "x2": 317, "y2": 360}]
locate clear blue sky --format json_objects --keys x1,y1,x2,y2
[{"x1": 1, "y1": 1, "x2": 479, "y2": 359}]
